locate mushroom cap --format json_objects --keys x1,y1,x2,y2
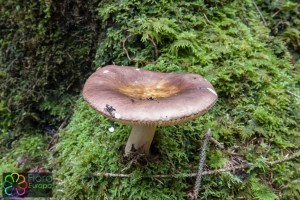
[{"x1": 83, "y1": 65, "x2": 217, "y2": 126}]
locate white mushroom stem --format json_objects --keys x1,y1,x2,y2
[{"x1": 124, "y1": 125, "x2": 156, "y2": 156}]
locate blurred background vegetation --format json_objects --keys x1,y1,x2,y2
[
  {"x1": 0, "y1": 0, "x2": 99, "y2": 139},
  {"x1": 0, "y1": 0, "x2": 299, "y2": 199}
]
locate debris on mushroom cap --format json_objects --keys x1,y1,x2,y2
[
  {"x1": 83, "y1": 65, "x2": 217, "y2": 126},
  {"x1": 114, "y1": 113, "x2": 121, "y2": 119}
]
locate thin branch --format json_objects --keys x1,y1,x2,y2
[
  {"x1": 123, "y1": 34, "x2": 136, "y2": 62},
  {"x1": 269, "y1": 151, "x2": 300, "y2": 165},
  {"x1": 58, "y1": 114, "x2": 70, "y2": 131},
  {"x1": 93, "y1": 150, "x2": 300, "y2": 179},
  {"x1": 209, "y1": 136, "x2": 224, "y2": 149},
  {"x1": 287, "y1": 90, "x2": 300, "y2": 100},
  {"x1": 192, "y1": 129, "x2": 211, "y2": 199},
  {"x1": 203, "y1": 14, "x2": 210, "y2": 25},
  {"x1": 271, "y1": 10, "x2": 281, "y2": 18},
  {"x1": 47, "y1": 115, "x2": 70, "y2": 151},
  {"x1": 253, "y1": 1, "x2": 267, "y2": 26},
  {"x1": 122, "y1": 34, "x2": 158, "y2": 64}
]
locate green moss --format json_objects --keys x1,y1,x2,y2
[
  {"x1": 53, "y1": 100, "x2": 199, "y2": 199},
  {"x1": 0, "y1": 0, "x2": 100, "y2": 135},
  {"x1": 52, "y1": 0, "x2": 299, "y2": 199},
  {"x1": 256, "y1": 0, "x2": 300, "y2": 58},
  {"x1": 0, "y1": 134, "x2": 48, "y2": 196}
]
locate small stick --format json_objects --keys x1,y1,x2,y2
[
  {"x1": 192, "y1": 129, "x2": 211, "y2": 199},
  {"x1": 93, "y1": 150, "x2": 300, "y2": 179},
  {"x1": 203, "y1": 14, "x2": 210, "y2": 24},
  {"x1": 209, "y1": 136, "x2": 224, "y2": 149},
  {"x1": 122, "y1": 34, "x2": 158, "y2": 64},
  {"x1": 271, "y1": 10, "x2": 281, "y2": 18},
  {"x1": 123, "y1": 34, "x2": 136, "y2": 62},
  {"x1": 253, "y1": 1, "x2": 267, "y2": 26},
  {"x1": 58, "y1": 115, "x2": 70, "y2": 131},
  {"x1": 269, "y1": 151, "x2": 300, "y2": 165},
  {"x1": 47, "y1": 115, "x2": 70, "y2": 151},
  {"x1": 287, "y1": 90, "x2": 300, "y2": 100}
]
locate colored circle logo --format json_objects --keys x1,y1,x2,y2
[{"x1": 3, "y1": 173, "x2": 28, "y2": 197}]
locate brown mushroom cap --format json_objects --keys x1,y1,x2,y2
[{"x1": 83, "y1": 65, "x2": 217, "y2": 126}]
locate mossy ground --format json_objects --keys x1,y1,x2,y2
[
  {"x1": 0, "y1": 134, "x2": 48, "y2": 198},
  {"x1": 0, "y1": 0, "x2": 99, "y2": 138},
  {"x1": 52, "y1": 1, "x2": 299, "y2": 199},
  {"x1": 1, "y1": 0, "x2": 300, "y2": 199}
]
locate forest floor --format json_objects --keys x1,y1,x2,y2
[{"x1": 1, "y1": 0, "x2": 300, "y2": 199}]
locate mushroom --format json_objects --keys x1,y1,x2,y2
[{"x1": 83, "y1": 65, "x2": 217, "y2": 156}]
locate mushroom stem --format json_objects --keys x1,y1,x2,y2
[{"x1": 124, "y1": 125, "x2": 156, "y2": 156}]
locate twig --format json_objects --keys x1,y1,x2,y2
[
  {"x1": 203, "y1": 14, "x2": 210, "y2": 25},
  {"x1": 47, "y1": 115, "x2": 70, "y2": 151},
  {"x1": 95, "y1": 163, "x2": 250, "y2": 178},
  {"x1": 58, "y1": 115, "x2": 70, "y2": 131},
  {"x1": 192, "y1": 129, "x2": 211, "y2": 200},
  {"x1": 271, "y1": 10, "x2": 281, "y2": 18},
  {"x1": 287, "y1": 90, "x2": 300, "y2": 100},
  {"x1": 209, "y1": 136, "x2": 224, "y2": 149},
  {"x1": 122, "y1": 34, "x2": 158, "y2": 64},
  {"x1": 93, "y1": 150, "x2": 300, "y2": 178},
  {"x1": 253, "y1": 1, "x2": 267, "y2": 26},
  {"x1": 269, "y1": 151, "x2": 300, "y2": 165}
]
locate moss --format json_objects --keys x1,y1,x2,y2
[
  {"x1": 256, "y1": 0, "x2": 300, "y2": 61},
  {"x1": 0, "y1": 134, "x2": 48, "y2": 197},
  {"x1": 53, "y1": 0, "x2": 299, "y2": 199},
  {"x1": 0, "y1": 0, "x2": 100, "y2": 135}
]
